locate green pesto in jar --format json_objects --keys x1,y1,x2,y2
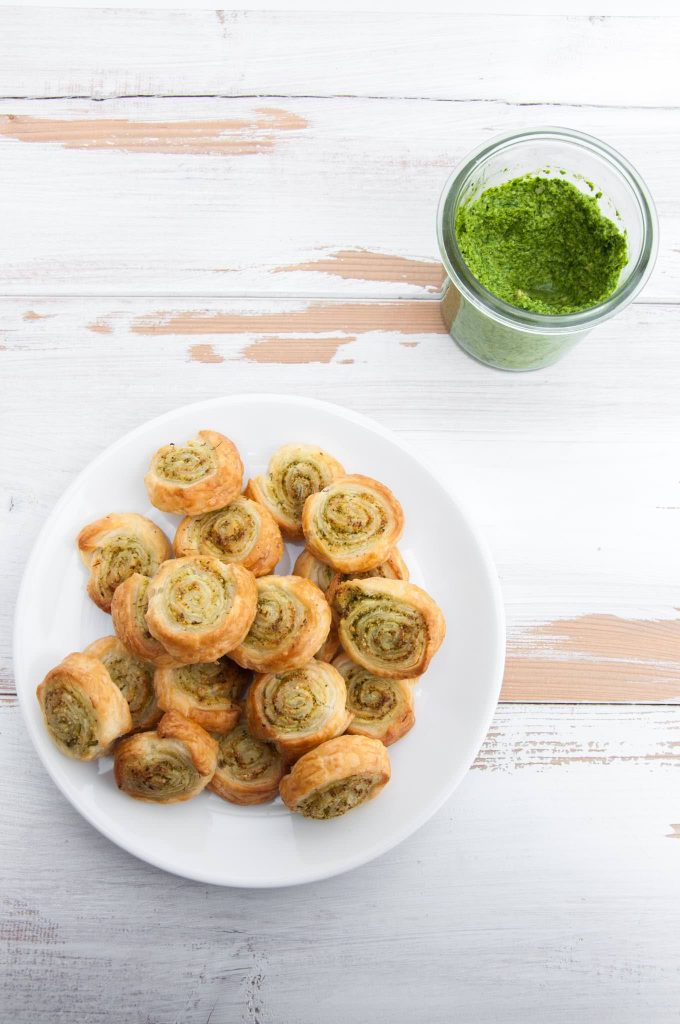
[{"x1": 455, "y1": 175, "x2": 628, "y2": 314}]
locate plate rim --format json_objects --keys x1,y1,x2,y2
[{"x1": 14, "y1": 393, "x2": 506, "y2": 887}]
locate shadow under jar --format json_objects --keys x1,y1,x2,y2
[{"x1": 437, "y1": 127, "x2": 658, "y2": 371}]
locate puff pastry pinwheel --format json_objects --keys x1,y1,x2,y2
[
  {"x1": 209, "y1": 722, "x2": 285, "y2": 805},
  {"x1": 77, "y1": 512, "x2": 172, "y2": 613},
  {"x1": 145, "y1": 556, "x2": 257, "y2": 664},
  {"x1": 36, "y1": 652, "x2": 132, "y2": 760},
  {"x1": 114, "y1": 710, "x2": 218, "y2": 803},
  {"x1": 302, "y1": 474, "x2": 404, "y2": 573},
  {"x1": 332, "y1": 651, "x2": 416, "y2": 746},
  {"x1": 144, "y1": 430, "x2": 243, "y2": 516},
  {"x1": 324, "y1": 547, "x2": 410, "y2": 611},
  {"x1": 154, "y1": 657, "x2": 248, "y2": 733},
  {"x1": 85, "y1": 636, "x2": 160, "y2": 732},
  {"x1": 279, "y1": 734, "x2": 390, "y2": 819},
  {"x1": 230, "y1": 575, "x2": 331, "y2": 673},
  {"x1": 292, "y1": 548, "x2": 334, "y2": 595},
  {"x1": 333, "y1": 577, "x2": 445, "y2": 679},
  {"x1": 245, "y1": 660, "x2": 352, "y2": 762},
  {"x1": 246, "y1": 443, "x2": 345, "y2": 539},
  {"x1": 110, "y1": 572, "x2": 177, "y2": 668},
  {"x1": 173, "y1": 497, "x2": 283, "y2": 577}
]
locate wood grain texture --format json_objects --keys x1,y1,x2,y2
[
  {"x1": 0, "y1": 97, "x2": 675, "y2": 298},
  {"x1": 2, "y1": 702, "x2": 680, "y2": 1023},
  {"x1": 0, "y1": 11, "x2": 676, "y2": 105},
  {"x1": 2, "y1": 12, "x2": 680, "y2": 1021}
]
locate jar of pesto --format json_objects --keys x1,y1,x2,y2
[{"x1": 437, "y1": 128, "x2": 658, "y2": 371}]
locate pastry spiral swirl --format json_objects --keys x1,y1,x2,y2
[
  {"x1": 333, "y1": 651, "x2": 416, "y2": 746},
  {"x1": 77, "y1": 513, "x2": 172, "y2": 613},
  {"x1": 145, "y1": 430, "x2": 243, "y2": 516},
  {"x1": 36, "y1": 652, "x2": 132, "y2": 760},
  {"x1": 302, "y1": 474, "x2": 404, "y2": 573},
  {"x1": 292, "y1": 548, "x2": 334, "y2": 594},
  {"x1": 209, "y1": 723, "x2": 285, "y2": 805},
  {"x1": 230, "y1": 575, "x2": 331, "y2": 673},
  {"x1": 85, "y1": 636, "x2": 160, "y2": 732},
  {"x1": 279, "y1": 735, "x2": 391, "y2": 819},
  {"x1": 146, "y1": 557, "x2": 258, "y2": 664},
  {"x1": 324, "y1": 547, "x2": 410, "y2": 612},
  {"x1": 114, "y1": 710, "x2": 218, "y2": 803},
  {"x1": 246, "y1": 443, "x2": 345, "y2": 539},
  {"x1": 110, "y1": 572, "x2": 177, "y2": 668},
  {"x1": 154, "y1": 657, "x2": 248, "y2": 732},
  {"x1": 333, "y1": 577, "x2": 445, "y2": 679},
  {"x1": 245, "y1": 660, "x2": 352, "y2": 761},
  {"x1": 174, "y1": 497, "x2": 283, "y2": 577}
]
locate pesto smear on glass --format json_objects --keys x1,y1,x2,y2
[{"x1": 455, "y1": 175, "x2": 628, "y2": 315}]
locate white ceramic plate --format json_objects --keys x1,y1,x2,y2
[{"x1": 15, "y1": 395, "x2": 504, "y2": 887}]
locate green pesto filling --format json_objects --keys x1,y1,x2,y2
[
  {"x1": 455, "y1": 175, "x2": 627, "y2": 315},
  {"x1": 298, "y1": 773, "x2": 378, "y2": 819},
  {"x1": 103, "y1": 653, "x2": 154, "y2": 715},
  {"x1": 44, "y1": 683, "x2": 97, "y2": 753}
]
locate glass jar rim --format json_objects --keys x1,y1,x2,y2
[{"x1": 436, "y1": 126, "x2": 659, "y2": 334}]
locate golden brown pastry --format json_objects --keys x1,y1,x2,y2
[
  {"x1": 114, "y1": 710, "x2": 218, "y2": 803},
  {"x1": 110, "y1": 572, "x2": 177, "y2": 668},
  {"x1": 246, "y1": 443, "x2": 345, "y2": 539},
  {"x1": 77, "y1": 513, "x2": 172, "y2": 613},
  {"x1": 333, "y1": 651, "x2": 416, "y2": 746},
  {"x1": 173, "y1": 497, "x2": 283, "y2": 577},
  {"x1": 36, "y1": 652, "x2": 132, "y2": 760},
  {"x1": 302, "y1": 474, "x2": 404, "y2": 573},
  {"x1": 154, "y1": 657, "x2": 248, "y2": 732},
  {"x1": 333, "y1": 577, "x2": 445, "y2": 679},
  {"x1": 292, "y1": 548, "x2": 334, "y2": 594},
  {"x1": 324, "y1": 547, "x2": 410, "y2": 612},
  {"x1": 245, "y1": 660, "x2": 352, "y2": 762},
  {"x1": 279, "y1": 735, "x2": 390, "y2": 819},
  {"x1": 316, "y1": 623, "x2": 340, "y2": 663},
  {"x1": 146, "y1": 556, "x2": 257, "y2": 664},
  {"x1": 230, "y1": 575, "x2": 331, "y2": 673},
  {"x1": 84, "y1": 636, "x2": 160, "y2": 732},
  {"x1": 209, "y1": 722, "x2": 285, "y2": 805},
  {"x1": 144, "y1": 429, "x2": 243, "y2": 516}
]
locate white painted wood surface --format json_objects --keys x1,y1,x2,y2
[{"x1": 1, "y1": 9, "x2": 679, "y2": 1023}]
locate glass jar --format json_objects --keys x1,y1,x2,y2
[{"x1": 437, "y1": 127, "x2": 658, "y2": 371}]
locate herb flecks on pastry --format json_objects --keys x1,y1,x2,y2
[
  {"x1": 77, "y1": 513, "x2": 172, "y2": 613},
  {"x1": 145, "y1": 556, "x2": 258, "y2": 664},
  {"x1": 280, "y1": 735, "x2": 391, "y2": 819},
  {"x1": 302, "y1": 474, "x2": 404, "y2": 573},
  {"x1": 37, "y1": 652, "x2": 132, "y2": 760},
  {"x1": 154, "y1": 657, "x2": 248, "y2": 732},
  {"x1": 209, "y1": 723, "x2": 285, "y2": 805},
  {"x1": 230, "y1": 575, "x2": 331, "y2": 673},
  {"x1": 245, "y1": 660, "x2": 351, "y2": 761},
  {"x1": 333, "y1": 651, "x2": 416, "y2": 745},
  {"x1": 174, "y1": 497, "x2": 283, "y2": 577},
  {"x1": 114, "y1": 710, "x2": 218, "y2": 803},
  {"x1": 85, "y1": 635, "x2": 160, "y2": 732},
  {"x1": 246, "y1": 444, "x2": 345, "y2": 539},
  {"x1": 333, "y1": 577, "x2": 445, "y2": 679},
  {"x1": 145, "y1": 430, "x2": 243, "y2": 516}
]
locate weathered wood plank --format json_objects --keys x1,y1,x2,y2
[
  {"x1": 0, "y1": 12, "x2": 676, "y2": 107},
  {"x1": 2, "y1": 703, "x2": 679, "y2": 1023},
  {"x1": 0, "y1": 98, "x2": 674, "y2": 298}
]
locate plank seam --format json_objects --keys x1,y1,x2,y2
[{"x1": 0, "y1": 94, "x2": 677, "y2": 111}]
